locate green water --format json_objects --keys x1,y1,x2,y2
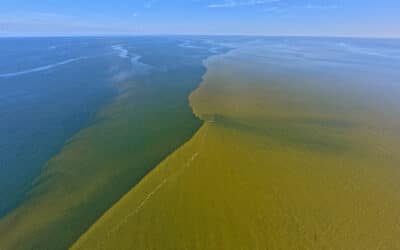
[{"x1": 0, "y1": 36, "x2": 227, "y2": 250}]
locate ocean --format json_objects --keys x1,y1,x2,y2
[
  {"x1": 1, "y1": 36, "x2": 400, "y2": 249},
  {"x1": 0, "y1": 36, "x2": 228, "y2": 216}
]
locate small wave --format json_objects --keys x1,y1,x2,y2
[
  {"x1": 112, "y1": 45, "x2": 129, "y2": 58},
  {"x1": 111, "y1": 44, "x2": 148, "y2": 66},
  {"x1": 202, "y1": 39, "x2": 238, "y2": 49},
  {"x1": 0, "y1": 57, "x2": 88, "y2": 78},
  {"x1": 179, "y1": 40, "x2": 204, "y2": 49},
  {"x1": 208, "y1": 47, "x2": 220, "y2": 54},
  {"x1": 131, "y1": 55, "x2": 152, "y2": 72},
  {"x1": 337, "y1": 42, "x2": 394, "y2": 58},
  {"x1": 110, "y1": 50, "x2": 152, "y2": 82}
]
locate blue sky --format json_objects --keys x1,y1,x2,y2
[{"x1": 1, "y1": 0, "x2": 399, "y2": 37}]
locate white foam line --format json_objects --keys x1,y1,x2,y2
[
  {"x1": 107, "y1": 178, "x2": 168, "y2": 236},
  {"x1": 130, "y1": 55, "x2": 141, "y2": 63},
  {"x1": 338, "y1": 42, "x2": 399, "y2": 58},
  {"x1": 111, "y1": 45, "x2": 129, "y2": 58},
  {"x1": 99, "y1": 125, "x2": 210, "y2": 245},
  {"x1": 0, "y1": 57, "x2": 87, "y2": 78},
  {"x1": 179, "y1": 40, "x2": 204, "y2": 49}
]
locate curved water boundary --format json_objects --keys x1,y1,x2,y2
[
  {"x1": 0, "y1": 57, "x2": 88, "y2": 78},
  {"x1": 72, "y1": 37, "x2": 400, "y2": 250},
  {"x1": 0, "y1": 39, "x2": 216, "y2": 250}
]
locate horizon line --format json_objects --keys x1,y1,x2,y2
[{"x1": 1, "y1": 33, "x2": 400, "y2": 40}]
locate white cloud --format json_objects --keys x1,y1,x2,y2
[
  {"x1": 306, "y1": 4, "x2": 339, "y2": 9},
  {"x1": 208, "y1": 0, "x2": 280, "y2": 8}
]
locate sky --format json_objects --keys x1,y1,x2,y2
[{"x1": 0, "y1": 0, "x2": 399, "y2": 37}]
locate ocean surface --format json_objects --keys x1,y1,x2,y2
[
  {"x1": 72, "y1": 37, "x2": 400, "y2": 249},
  {"x1": 1, "y1": 36, "x2": 400, "y2": 217},
  {"x1": 0, "y1": 36, "x2": 237, "y2": 249},
  {"x1": 1, "y1": 36, "x2": 400, "y2": 249},
  {"x1": 0, "y1": 38, "x2": 113, "y2": 215},
  {"x1": 0, "y1": 36, "x2": 230, "y2": 217}
]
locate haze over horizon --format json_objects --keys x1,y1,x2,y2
[{"x1": 1, "y1": 0, "x2": 399, "y2": 38}]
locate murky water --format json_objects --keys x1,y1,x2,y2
[{"x1": 74, "y1": 37, "x2": 400, "y2": 249}]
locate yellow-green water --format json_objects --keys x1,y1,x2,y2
[{"x1": 73, "y1": 42, "x2": 400, "y2": 249}]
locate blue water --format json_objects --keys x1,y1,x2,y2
[{"x1": 0, "y1": 36, "x2": 231, "y2": 217}]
